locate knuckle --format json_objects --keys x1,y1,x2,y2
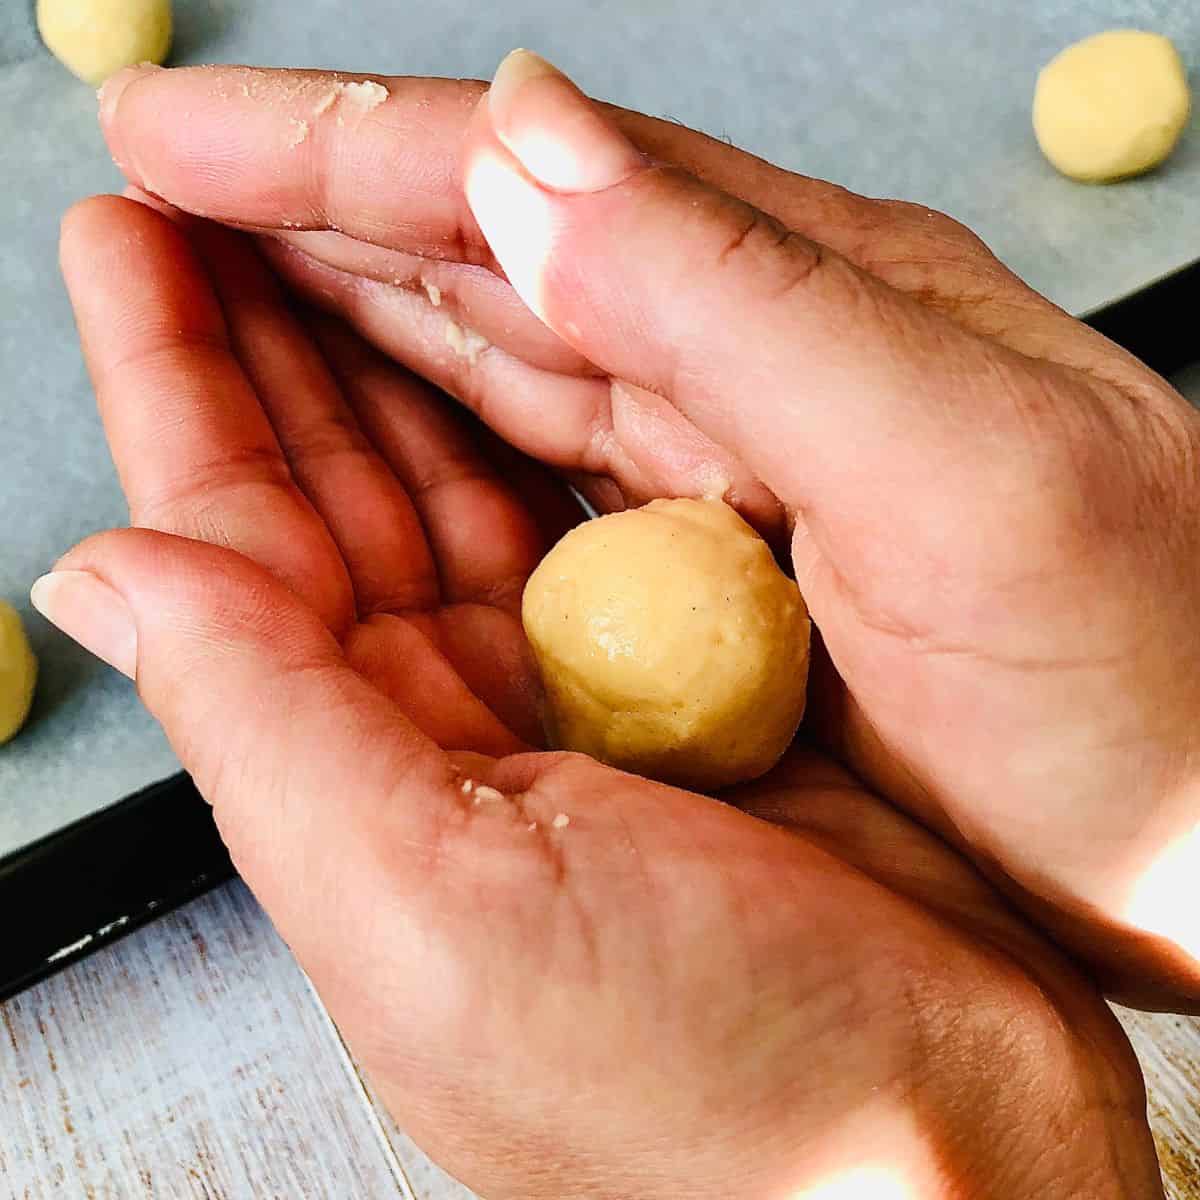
[
  {"x1": 706, "y1": 198, "x2": 828, "y2": 304},
  {"x1": 1111, "y1": 381, "x2": 1200, "y2": 535},
  {"x1": 1010, "y1": 368, "x2": 1197, "y2": 576},
  {"x1": 882, "y1": 200, "x2": 987, "y2": 251},
  {"x1": 856, "y1": 201, "x2": 1001, "y2": 291}
]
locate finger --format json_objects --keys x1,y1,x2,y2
[
  {"x1": 182, "y1": 220, "x2": 442, "y2": 616},
  {"x1": 357, "y1": 606, "x2": 541, "y2": 752},
  {"x1": 474, "y1": 433, "x2": 588, "y2": 551},
  {"x1": 59, "y1": 195, "x2": 353, "y2": 633},
  {"x1": 129, "y1": 211, "x2": 535, "y2": 742},
  {"x1": 257, "y1": 236, "x2": 787, "y2": 534},
  {"x1": 268, "y1": 227, "x2": 596, "y2": 378},
  {"x1": 305, "y1": 313, "x2": 546, "y2": 614},
  {"x1": 343, "y1": 610, "x2": 531, "y2": 756},
  {"x1": 463, "y1": 52, "x2": 1111, "y2": 616},
  {"x1": 99, "y1": 65, "x2": 483, "y2": 253},
  {"x1": 303, "y1": 313, "x2": 551, "y2": 742}
]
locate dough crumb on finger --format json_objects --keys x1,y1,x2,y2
[
  {"x1": 339, "y1": 79, "x2": 389, "y2": 112},
  {"x1": 307, "y1": 78, "x2": 389, "y2": 122},
  {"x1": 444, "y1": 319, "x2": 490, "y2": 365},
  {"x1": 697, "y1": 466, "x2": 732, "y2": 503}
]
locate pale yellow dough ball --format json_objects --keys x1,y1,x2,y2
[
  {"x1": 522, "y1": 498, "x2": 810, "y2": 791},
  {"x1": 38, "y1": 0, "x2": 172, "y2": 86},
  {"x1": 0, "y1": 602, "x2": 38, "y2": 746},
  {"x1": 1033, "y1": 30, "x2": 1191, "y2": 183}
]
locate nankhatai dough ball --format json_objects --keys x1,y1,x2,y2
[
  {"x1": 0, "y1": 602, "x2": 38, "y2": 746},
  {"x1": 1033, "y1": 30, "x2": 1191, "y2": 183},
  {"x1": 37, "y1": 0, "x2": 172, "y2": 86},
  {"x1": 522, "y1": 499, "x2": 810, "y2": 791}
]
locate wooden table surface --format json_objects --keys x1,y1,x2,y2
[{"x1": 0, "y1": 880, "x2": 1196, "y2": 1198}]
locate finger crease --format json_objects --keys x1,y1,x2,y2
[{"x1": 137, "y1": 452, "x2": 296, "y2": 527}]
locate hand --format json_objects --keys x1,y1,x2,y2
[
  {"x1": 93, "y1": 57, "x2": 1200, "y2": 1006},
  {"x1": 40, "y1": 196, "x2": 1163, "y2": 1200}
]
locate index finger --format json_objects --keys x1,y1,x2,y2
[
  {"x1": 59, "y1": 194, "x2": 355, "y2": 635},
  {"x1": 100, "y1": 65, "x2": 493, "y2": 257},
  {"x1": 95, "y1": 64, "x2": 892, "y2": 266}
]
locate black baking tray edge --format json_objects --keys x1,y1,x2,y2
[
  {"x1": 0, "y1": 774, "x2": 233, "y2": 1002},
  {"x1": 1083, "y1": 257, "x2": 1200, "y2": 380},
  {"x1": 0, "y1": 254, "x2": 1196, "y2": 1002}
]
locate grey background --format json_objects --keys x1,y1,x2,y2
[{"x1": 1, "y1": 0, "x2": 1198, "y2": 856}]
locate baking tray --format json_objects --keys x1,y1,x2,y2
[{"x1": 1, "y1": 258, "x2": 1197, "y2": 1001}]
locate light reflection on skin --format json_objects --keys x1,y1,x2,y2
[
  {"x1": 774, "y1": 1101, "x2": 934, "y2": 1200},
  {"x1": 790, "y1": 1165, "x2": 918, "y2": 1199},
  {"x1": 464, "y1": 148, "x2": 557, "y2": 324},
  {"x1": 1123, "y1": 819, "x2": 1200, "y2": 966},
  {"x1": 502, "y1": 121, "x2": 591, "y2": 192}
]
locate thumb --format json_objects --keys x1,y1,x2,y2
[
  {"x1": 31, "y1": 530, "x2": 457, "y2": 983},
  {"x1": 464, "y1": 51, "x2": 1089, "y2": 591}
]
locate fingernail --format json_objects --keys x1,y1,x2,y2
[
  {"x1": 487, "y1": 49, "x2": 644, "y2": 193},
  {"x1": 31, "y1": 571, "x2": 138, "y2": 680},
  {"x1": 97, "y1": 63, "x2": 161, "y2": 175}
]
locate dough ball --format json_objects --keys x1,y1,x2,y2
[
  {"x1": 0, "y1": 602, "x2": 38, "y2": 746},
  {"x1": 522, "y1": 498, "x2": 810, "y2": 791},
  {"x1": 37, "y1": 0, "x2": 172, "y2": 86},
  {"x1": 1033, "y1": 30, "x2": 1191, "y2": 183}
]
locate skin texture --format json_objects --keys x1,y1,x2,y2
[{"x1": 34, "y1": 52, "x2": 1200, "y2": 1198}]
